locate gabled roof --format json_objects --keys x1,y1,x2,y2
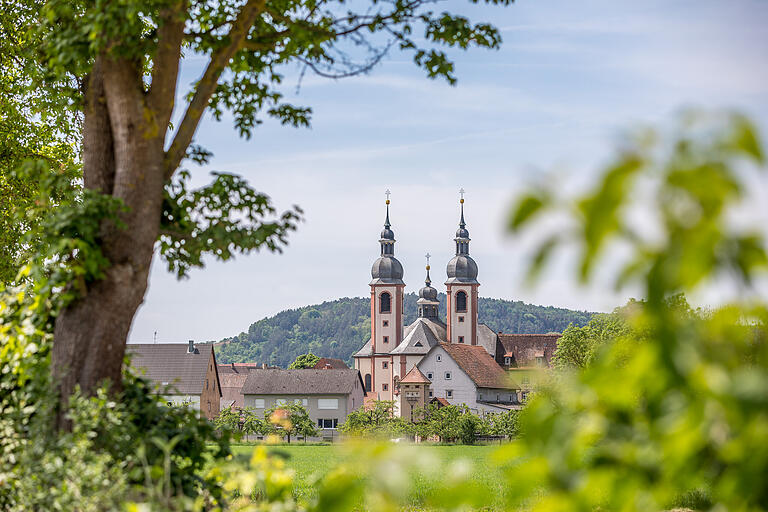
[
  {"x1": 496, "y1": 333, "x2": 561, "y2": 367},
  {"x1": 218, "y1": 363, "x2": 269, "y2": 374},
  {"x1": 404, "y1": 316, "x2": 447, "y2": 341},
  {"x1": 390, "y1": 318, "x2": 441, "y2": 355},
  {"x1": 127, "y1": 343, "x2": 218, "y2": 396},
  {"x1": 218, "y1": 371, "x2": 250, "y2": 409},
  {"x1": 438, "y1": 343, "x2": 517, "y2": 390},
  {"x1": 353, "y1": 338, "x2": 373, "y2": 357},
  {"x1": 241, "y1": 369, "x2": 364, "y2": 395},
  {"x1": 313, "y1": 357, "x2": 349, "y2": 369},
  {"x1": 400, "y1": 366, "x2": 431, "y2": 384},
  {"x1": 430, "y1": 397, "x2": 450, "y2": 407}
]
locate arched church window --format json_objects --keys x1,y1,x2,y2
[
  {"x1": 456, "y1": 291, "x2": 467, "y2": 312},
  {"x1": 380, "y1": 292, "x2": 391, "y2": 313},
  {"x1": 364, "y1": 373, "x2": 372, "y2": 392}
]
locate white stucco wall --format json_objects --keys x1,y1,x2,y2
[{"x1": 417, "y1": 346, "x2": 482, "y2": 413}]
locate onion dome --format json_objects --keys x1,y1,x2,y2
[
  {"x1": 418, "y1": 254, "x2": 439, "y2": 318},
  {"x1": 446, "y1": 190, "x2": 479, "y2": 284},
  {"x1": 371, "y1": 192, "x2": 405, "y2": 285}
]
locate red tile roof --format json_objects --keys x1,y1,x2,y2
[
  {"x1": 400, "y1": 366, "x2": 431, "y2": 384},
  {"x1": 440, "y1": 343, "x2": 516, "y2": 390},
  {"x1": 430, "y1": 397, "x2": 450, "y2": 407},
  {"x1": 312, "y1": 357, "x2": 349, "y2": 369},
  {"x1": 496, "y1": 333, "x2": 561, "y2": 368}
]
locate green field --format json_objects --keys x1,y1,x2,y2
[{"x1": 231, "y1": 443, "x2": 511, "y2": 507}]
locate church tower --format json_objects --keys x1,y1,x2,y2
[
  {"x1": 417, "y1": 254, "x2": 439, "y2": 320},
  {"x1": 445, "y1": 190, "x2": 479, "y2": 345},
  {"x1": 367, "y1": 191, "x2": 405, "y2": 399}
]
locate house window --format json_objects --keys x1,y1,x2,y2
[
  {"x1": 456, "y1": 291, "x2": 467, "y2": 312},
  {"x1": 458, "y1": 336, "x2": 464, "y2": 344},
  {"x1": 446, "y1": 390, "x2": 453, "y2": 399},
  {"x1": 365, "y1": 374, "x2": 372, "y2": 392},
  {"x1": 445, "y1": 372, "x2": 452, "y2": 380},
  {"x1": 276, "y1": 398, "x2": 287, "y2": 406},
  {"x1": 428, "y1": 390, "x2": 433, "y2": 397},
  {"x1": 382, "y1": 383, "x2": 388, "y2": 391},
  {"x1": 458, "y1": 316, "x2": 464, "y2": 323},
  {"x1": 522, "y1": 376, "x2": 530, "y2": 386},
  {"x1": 383, "y1": 336, "x2": 389, "y2": 344},
  {"x1": 504, "y1": 357, "x2": 511, "y2": 366},
  {"x1": 536, "y1": 356, "x2": 545, "y2": 367},
  {"x1": 426, "y1": 372, "x2": 433, "y2": 380},
  {"x1": 382, "y1": 361, "x2": 388, "y2": 369},
  {"x1": 380, "y1": 292, "x2": 391, "y2": 313},
  {"x1": 317, "y1": 418, "x2": 339, "y2": 429},
  {"x1": 383, "y1": 320, "x2": 389, "y2": 327},
  {"x1": 253, "y1": 399, "x2": 265, "y2": 408},
  {"x1": 436, "y1": 355, "x2": 442, "y2": 362},
  {"x1": 318, "y1": 398, "x2": 339, "y2": 409}
]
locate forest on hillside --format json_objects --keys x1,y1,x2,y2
[{"x1": 215, "y1": 294, "x2": 594, "y2": 367}]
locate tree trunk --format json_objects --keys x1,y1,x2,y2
[{"x1": 52, "y1": 56, "x2": 167, "y2": 429}]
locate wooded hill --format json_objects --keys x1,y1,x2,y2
[{"x1": 215, "y1": 294, "x2": 594, "y2": 367}]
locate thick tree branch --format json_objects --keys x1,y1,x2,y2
[
  {"x1": 164, "y1": 0, "x2": 265, "y2": 179},
  {"x1": 82, "y1": 57, "x2": 116, "y2": 196},
  {"x1": 148, "y1": 1, "x2": 188, "y2": 131}
]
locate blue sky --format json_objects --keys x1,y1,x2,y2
[{"x1": 128, "y1": 0, "x2": 768, "y2": 343}]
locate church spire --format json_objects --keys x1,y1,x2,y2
[
  {"x1": 379, "y1": 189, "x2": 395, "y2": 256},
  {"x1": 418, "y1": 252, "x2": 439, "y2": 318},
  {"x1": 455, "y1": 188, "x2": 470, "y2": 255}
]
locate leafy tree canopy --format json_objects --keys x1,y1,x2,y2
[{"x1": 288, "y1": 352, "x2": 320, "y2": 369}]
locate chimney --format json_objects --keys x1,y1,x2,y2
[{"x1": 188, "y1": 340, "x2": 194, "y2": 353}]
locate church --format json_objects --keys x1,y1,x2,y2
[{"x1": 353, "y1": 192, "x2": 560, "y2": 416}]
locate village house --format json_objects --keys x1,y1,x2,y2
[
  {"x1": 418, "y1": 343, "x2": 520, "y2": 414},
  {"x1": 218, "y1": 363, "x2": 266, "y2": 410},
  {"x1": 241, "y1": 369, "x2": 365, "y2": 439},
  {"x1": 496, "y1": 333, "x2": 560, "y2": 399},
  {"x1": 127, "y1": 341, "x2": 221, "y2": 420}
]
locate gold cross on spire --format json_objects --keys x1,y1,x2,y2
[
  {"x1": 425, "y1": 252, "x2": 431, "y2": 269},
  {"x1": 459, "y1": 187, "x2": 465, "y2": 203},
  {"x1": 385, "y1": 189, "x2": 391, "y2": 204}
]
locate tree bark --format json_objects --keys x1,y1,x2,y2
[{"x1": 52, "y1": 55, "x2": 167, "y2": 429}]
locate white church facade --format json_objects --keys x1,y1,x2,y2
[{"x1": 353, "y1": 193, "x2": 531, "y2": 415}]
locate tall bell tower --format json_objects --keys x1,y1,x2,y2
[
  {"x1": 367, "y1": 190, "x2": 405, "y2": 399},
  {"x1": 445, "y1": 189, "x2": 479, "y2": 345}
]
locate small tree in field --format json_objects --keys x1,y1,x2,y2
[{"x1": 265, "y1": 403, "x2": 317, "y2": 443}]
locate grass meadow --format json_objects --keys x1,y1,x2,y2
[{"x1": 230, "y1": 443, "x2": 511, "y2": 507}]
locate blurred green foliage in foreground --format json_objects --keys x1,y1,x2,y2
[{"x1": 2, "y1": 111, "x2": 766, "y2": 511}]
